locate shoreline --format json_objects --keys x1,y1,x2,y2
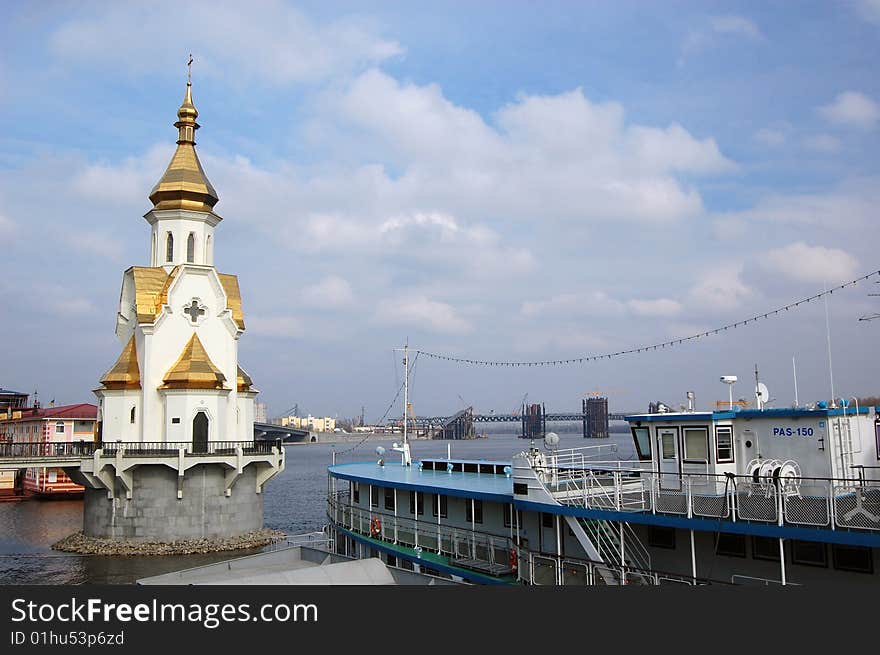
[{"x1": 51, "y1": 528, "x2": 286, "y2": 556}]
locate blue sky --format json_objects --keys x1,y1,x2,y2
[{"x1": 1, "y1": 1, "x2": 878, "y2": 420}]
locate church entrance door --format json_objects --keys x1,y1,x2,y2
[{"x1": 193, "y1": 411, "x2": 209, "y2": 453}]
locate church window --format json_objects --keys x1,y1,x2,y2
[
  {"x1": 130, "y1": 407, "x2": 136, "y2": 424},
  {"x1": 165, "y1": 233, "x2": 174, "y2": 262},
  {"x1": 187, "y1": 233, "x2": 195, "y2": 263}
]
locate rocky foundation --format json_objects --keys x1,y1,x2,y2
[{"x1": 52, "y1": 528, "x2": 285, "y2": 556}]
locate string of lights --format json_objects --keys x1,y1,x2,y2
[{"x1": 415, "y1": 270, "x2": 880, "y2": 368}]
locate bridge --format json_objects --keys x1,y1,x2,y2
[{"x1": 413, "y1": 412, "x2": 634, "y2": 424}]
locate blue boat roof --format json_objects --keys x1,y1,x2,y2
[
  {"x1": 329, "y1": 462, "x2": 513, "y2": 502},
  {"x1": 625, "y1": 406, "x2": 871, "y2": 422}
]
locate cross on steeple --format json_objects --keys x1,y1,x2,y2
[
  {"x1": 184, "y1": 300, "x2": 205, "y2": 324},
  {"x1": 187, "y1": 53, "x2": 193, "y2": 84}
]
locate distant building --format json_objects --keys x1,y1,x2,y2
[
  {"x1": 254, "y1": 402, "x2": 267, "y2": 424},
  {"x1": 0, "y1": 403, "x2": 96, "y2": 496},
  {"x1": 0, "y1": 388, "x2": 30, "y2": 412},
  {"x1": 278, "y1": 414, "x2": 336, "y2": 432}
]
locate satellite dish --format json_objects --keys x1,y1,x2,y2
[
  {"x1": 757, "y1": 383, "x2": 769, "y2": 404},
  {"x1": 544, "y1": 432, "x2": 559, "y2": 449}
]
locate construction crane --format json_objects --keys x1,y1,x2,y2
[{"x1": 512, "y1": 393, "x2": 528, "y2": 416}]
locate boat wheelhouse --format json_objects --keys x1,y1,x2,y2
[{"x1": 326, "y1": 401, "x2": 880, "y2": 586}]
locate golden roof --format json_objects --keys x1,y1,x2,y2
[
  {"x1": 161, "y1": 333, "x2": 226, "y2": 390},
  {"x1": 128, "y1": 266, "x2": 244, "y2": 329},
  {"x1": 218, "y1": 274, "x2": 245, "y2": 330},
  {"x1": 131, "y1": 266, "x2": 177, "y2": 323},
  {"x1": 100, "y1": 336, "x2": 141, "y2": 390},
  {"x1": 148, "y1": 81, "x2": 219, "y2": 213},
  {"x1": 237, "y1": 365, "x2": 254, "y2": 392}
]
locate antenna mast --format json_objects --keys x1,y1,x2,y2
[
  {"x1": 823, "y1": 281, "x2": 836, "y2": 407},
  {"x1": 392, "y1": 340, "x2": 413, "y2": 466}
]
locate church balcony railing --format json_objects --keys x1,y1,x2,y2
[
  {"x1": 0, "y1": 440, "x2": 97, "y2": 458},
  {"x1": 100, "y1": 440, "x2": 281, "y2": 457}
]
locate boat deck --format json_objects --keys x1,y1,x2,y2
[{"x1": 329, "y1": 461, "x2": 513, "y2": 502}]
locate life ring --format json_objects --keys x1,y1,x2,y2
[
  {"x1": 370, "y1": 516, "x2": 381, "y2": 538},
  {"x1": 509, "y1": 550, "x2": 518, "y2": 572}
]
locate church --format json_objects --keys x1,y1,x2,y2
[
  {"x1": 95, "y1": 72, "x2": 256, "y2": 449},
  {"x1": 76, "y1": 67, "x2": 283, "y2": 542}
]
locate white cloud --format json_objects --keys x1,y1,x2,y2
[
  {"x1": 49, "y1": 1, "x2": 402, "y2": 86},
  {"x1": 333, "y1": 71, "x2": 732, "y2": 225},
  {"x1": 818, "y1": 91, "x2": 880, "y2": 130},
  {"x1": 627, "y1": 298, "x2": 683, "y2": 317},
  {"x1": 373, "y1": 296, "x2": 472, "y2": 334},
  {"x1": 712, "y1": 178, "x2": 880, "y2": 230},
  {"x1": 803, "y1": 134, "x2": 841, "y2": 153},
  {"x1": 758, "y1": 242, "x2": 859, "y2": 284},
  {"x1": 710, "y1": 15, "x2": 764, "y2": 40},
  {"x1": 246, "y1": 316, "x2": 304, "y2": 338},
  {"x1": 856, "y1": 0, "x2": 880, "y2": 24},
  {"x1": 520, "y1": 292, "x2": 626, "y2": 319},
  {"x1": 753, "y1": 128, "x2": 785, "y2": 146},
  {"x1": 301, "y1": 276, "x2": 354, "y2": 308},
  {"x1": 64, "y1": 230, "x2": 125, "y2": 262},
  {"x1": 681, "y1": 14, "x2": 764, "y2": 63},
  {"x1": 0, "y1": 213, "x2": 17, "y2": 238},
  {"x1": 688, "y1": 264, "x2": 753, "y2": 311},
  {"x1": 71, "y1": 145, "x2": 173, "y2": 206},
  {"x1": 520, "y1": 292, "x2": 682, "y2": 319}
]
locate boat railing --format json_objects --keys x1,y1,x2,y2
[
  {"x1": 730, "y1": 574, "x2": 801, "y2": 586},
  {"x1": 524, "y1": 550, "x2": 724, "y2": 586},
  {"x1": 534, "y1": 462, "x2": 880, "y2": 532},
  {"x1": 327, "y1": 493, "x2": 518, "y2": 575},
  {"x1": 548, "y1": 444, "x2": 619, "y2": 470}
]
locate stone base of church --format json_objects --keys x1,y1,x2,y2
[{"x1": 82, "y1": 463, "x2": 266, "y2": 541}]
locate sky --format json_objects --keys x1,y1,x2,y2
[{"x1": 0, "y1": 1, "x2": 878, "y2": 421}]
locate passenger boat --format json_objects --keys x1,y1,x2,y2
[{"x1": 324, "y1": 388, "x2": 880, "y2": 586}]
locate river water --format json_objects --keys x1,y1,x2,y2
[{"x1": 0, "y1": 426, "x2": 635, "y2": 584}]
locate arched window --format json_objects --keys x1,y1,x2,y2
[
  {"x1": 186, "y1": 233, "x2": 195, "y2": 263},
  {"x1": 165, "y1": 232, "x2": 174, "y2": 263},
  {"x1": 130, "y1": 406, "x2": 136, "y2": 424}
]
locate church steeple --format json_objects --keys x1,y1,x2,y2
[{"x1": 148, "y1": 56, "x2": 219, "y2": 213}]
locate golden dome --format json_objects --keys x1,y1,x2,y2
[
  {"x1": 160, "y1": 333, "x2": 226, "y2": 390},
  {"x1": 100, "y1": 336, "x2": 142, "y2": 390},
  {"x1": 237, "y1": 365, "x2": 254, "y2": 392},
  {"x1": 149, "y1": 80, "x2": 219, "y2": 213}
]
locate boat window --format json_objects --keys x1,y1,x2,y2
[
  {"x1": 752, "y1": 536, "x2": 780, "y2": 562},
  {"x1": 715, "y1": 426, "x2": 734, "y2": 463},
  {"x1": 408, "y1": 490, "x2": 424, "y2": 515},
  {"x1": 631, "y1": 427, "x2": 651, "y2": 461},
  {"x1": 791, "y1": 540, "x2": 827, "y2": 568},
  {"x1": 466, "y1": 500, "x2": 483, "y2": 524},
  {"x1": 648, "y1": 527, "x2": 676, "y2": 549},
  {"x1": 431, "y1": 494, "x2": 447, "y2": 518},
  {"x1": 715, "y1": 533, "x2": 746, "y2": 558},
  {"x1": 503, "y1": 504, "x2": 512, "y2": 528},
  {"x1": 875, "y1": 422, "x2": 880, "y2": 460},
  {"x1": 661, "y1": 433, "x2": 675, "y2": 459},
  {"x1": 683, "y1": 427, "x2": 709, "y2": 462},
  {"x1": 370, "y1": 486, "x2": 378, "y2": 509},
  {"x1": 384, "y1": 488, "x2": 395, "y2": 511},
  {"x1": 832, "y1": 545, "x2": 873, "y2": 574},
  {"x1": 352, "y1": 482, "x2": 360, "y2": 503},
  {"x1": 541, "y1": 513, "x2": 553, "y2": 528},
  {"x1": 513, "y1": 482, "x2": 528, "y2": 495}
]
